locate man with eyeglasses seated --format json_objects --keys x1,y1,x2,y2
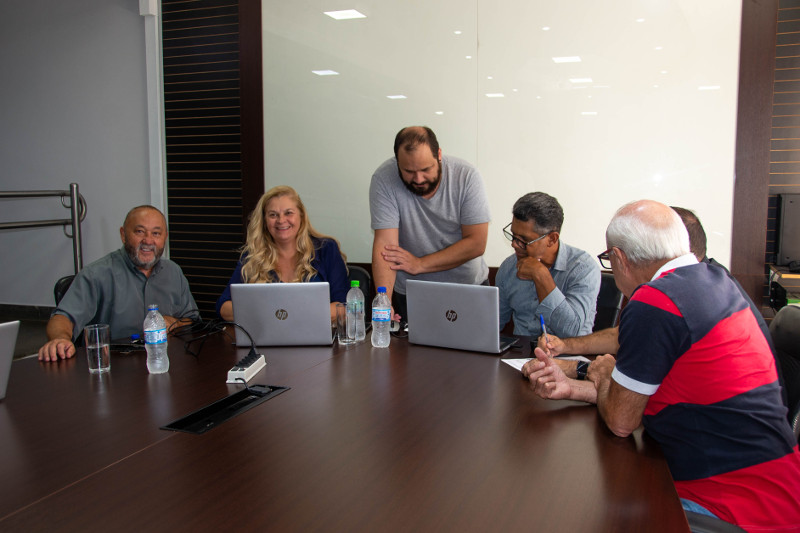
[
  {"x1": 496, "y1": 192, "x2": 600, "y2": 339},
  {"x1": 524, "y1": 200, "x2": 800, "y2": 530}
]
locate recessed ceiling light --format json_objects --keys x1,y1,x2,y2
[
  {"x1": 636, "y1": 18, "x2": 645, "y2": 23},
  {"x1": 465, "y1": 55, "x2": 472, "y2": 60},
  {"x1": 661, "y1": 70, "x2": 668, "y2": 74},
  {"x1": 542, "y1": 26, "x2": 550, "y2": 31},
  {"x1": 386, "y1": 95, "x2": 407, "y2": 99},
  {"x1": 569, "y1": 77, "x2": 593, "y2": 83},
  {"x1": 698, "y1": 85, "x2": 721, "y2": 91},
  {"x1": 654, "y1": 46, "x2": 663, "y2": 51},
  {"x1": 435, "y1": 111, "x2": 444, "y2": 115},
  {"x1": 552, "y1": 56, "x2": 581, "y2": 63},
  {"x1": 512, "y1": 88, "x2": 518, "y2": 92},
  {"x1": 324, "y1": 9, "x2": 366, "y2": 20},
  {"x1": 487, "y1": 76, "x2": 493, "y2": 80},
  {"x1": 486, "y1": 93, "x2": 505, "y2": 98},
  {"x1": 454, "y1": 30, "x2": 462, "y2": 35},
  {"x1": 312, "y1": 70, "x2": 339, "y2": 76}
]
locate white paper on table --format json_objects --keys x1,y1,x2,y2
[{"x1": 501, "y1": 355, "x2": 591, "y2": 372}]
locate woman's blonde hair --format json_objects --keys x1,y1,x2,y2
[{"x1": 240, "y1": 186, "x2": 346, "y2": 283}]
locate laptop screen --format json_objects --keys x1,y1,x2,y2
[{"x1": 0, "y1": 321, "x2": 20, "y2": 400}]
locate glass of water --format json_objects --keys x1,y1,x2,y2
[{"x1": 84, "y1": 324, "x2": 110, "y2": 374}]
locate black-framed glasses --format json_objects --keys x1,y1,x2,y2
[
  {"x1": 503, "y1": 222, "x2": 549, "y2": 248},
  {"x1": 597, "y1": 249, "x2": 614, "y2": 269}
]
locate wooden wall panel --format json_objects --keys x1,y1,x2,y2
[{"x1": 161, "y1": 0, "x2": 263, "y2": 319}]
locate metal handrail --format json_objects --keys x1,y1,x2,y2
[{"x1": 0, "y1": 183, "x2": 86, "y2": 273}]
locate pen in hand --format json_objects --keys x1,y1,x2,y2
[{"x1": 539, "y1": 315, "x2": 549, "y2": 346}]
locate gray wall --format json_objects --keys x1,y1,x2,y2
[{"x1": 0, "y1": 0, "x2": 152, "y2": 307}]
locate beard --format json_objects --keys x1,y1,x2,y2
[
  {"x1": 125, "y1": 240, "x2": 163, "y2": 270},
  {"x1": 400, "y1": 160, "x2": 442, "y2": 197}
]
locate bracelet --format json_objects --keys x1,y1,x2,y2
[{"x1": 576, "y1": 361, "x2": 589, "y2": 381}]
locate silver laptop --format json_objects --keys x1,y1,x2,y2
[
  {"x1": 406, "y1": 280, "x2": 516, "y2": 354},
  {"x1": 0, "y1": 321, "x2": 20, "y2": 400},
  {"x1": 230, "y1": 283, "x2": 334, "y2": 346}
]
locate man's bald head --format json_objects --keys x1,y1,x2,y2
[{"x1": 606, "y1": 200, "x2": 691, "y2": 266}]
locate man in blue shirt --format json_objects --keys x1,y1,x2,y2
[{"x1": 496, "y1": 192, "x2": 600, "y2": 338}]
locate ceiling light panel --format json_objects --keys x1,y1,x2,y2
[{"x1": 324, "y1": 9, "x2": 366, "y2": 20}]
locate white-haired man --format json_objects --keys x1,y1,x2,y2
[{"x1": 523, "y1": 200, "x2": 800, "y2": 530}]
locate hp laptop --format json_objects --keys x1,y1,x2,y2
[
  {"x1": 406, "y1": 280, "x2": 517, "y2": 354},
  {"x1": 0, "y1": 321, "x2": 20, "y2": 400},
  {"x1": 230, "y1": 282, "x2": 334, "y2": 346}
]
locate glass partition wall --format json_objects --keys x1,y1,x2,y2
[{"x1": 262, "y1": 1, "x2": 742, "y2": 266}]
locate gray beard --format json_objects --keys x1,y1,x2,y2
[{"x1": 125, "y1": 242, "x2": 162, "y2": 270}]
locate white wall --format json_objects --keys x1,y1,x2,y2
[
  {"x1": 262, "y1": 0, "x2": 742, "y2": 268},
  {"x1": 0, "y1": 0, "x2": 154, "y2": 307},
  {"x1": 0, "y1": 0, "x2": 744, "y2": 306}
]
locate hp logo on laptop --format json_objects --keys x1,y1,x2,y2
[
  {"x1": 445, "y1": 309, "x2": 458, "y2": 322},
  {"x1": 275, "y1": 309, "x2": 288, "y2": 320}
]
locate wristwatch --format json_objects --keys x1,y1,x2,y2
[{"x1": 576, "y1": 361, "x2": 589, "y2": 381}]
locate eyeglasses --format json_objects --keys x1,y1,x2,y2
[
  {"x1": 597, "y1": 249, "x2": 614, "y2": 269},
  {"x1": 503, "y1": 222, "x2": 549, "y2": 248}
]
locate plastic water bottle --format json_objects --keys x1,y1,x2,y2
[
  {"x1": 371, "y1": 286, "x2": 391, "y2": 348},
  {"x1": 143, "y1": 304, "x2": 169, "y2": 374},
  {"x1": 346, "y1": 280, "x2": 366, "y2": 343}
]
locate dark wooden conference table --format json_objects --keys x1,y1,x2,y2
[{"x1": 0, "y1": 330, "x2": 689, "y2": 532}]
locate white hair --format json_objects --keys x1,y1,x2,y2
[{"x1": 606, "y1": 200, "x2": 691, "y2": 265}]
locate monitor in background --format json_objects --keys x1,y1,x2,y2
[
  {"x1": 230, "y1": 283, "x2": 334, "y2": 347},
  {"x1": 0, "y1": 321, "x2": 20, "y2": 401},
  {"x1": 406, "y1": 280, "x2": 515, "y2": 354}
]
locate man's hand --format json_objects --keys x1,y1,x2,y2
[
  {"x1": 587, "y1": 354, "x2": 616, "y2": 387},
  {"x1": 38, "y1": 338, "x2": 76, "y2": 361},
  {"x1": 515, "y1": 256, "x2": 549, "y2": 281},
  {"x1": 39, "y1": 314, "x2": 77, "y2": 362},
  {"x1": 381, "y1": 244, "x2": 423, "y2": 275},
  {"x1": 522, "y1": 347, "x2": 575, "y2": 400},
  {"x1": 536, "y1": 333, "x2": 567, "y2": 357}
]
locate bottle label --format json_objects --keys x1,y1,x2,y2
[
  {"x1": 372, "y1": 308, "x2": 390, "y2": 322},
  {"x1": 144, "y1": 327, "x2": 167, "y2": 344}
]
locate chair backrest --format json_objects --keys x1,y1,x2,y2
[
  {"x1": 54, "y1": 275, "x2": 75, "y2": 305},
  {"x1": 685, "y1": 510, "x2": 748, "y2": 533},
  {"x1": 347, "y1": 264, "x2": 373, "y2": 322},
  {"x1": 769, "y1": 304, "x2": 800, "y2": 424},
  {"x1": 593, "y1": 272, "x2": 623, "y2": 331}
]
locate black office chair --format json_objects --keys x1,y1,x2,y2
[
  {"x1": 769, "y1": 305, "x2": 800, "y2": 426},
  {"x1": 592, "y1": 272, "x2": 623, "y2": 331},
  {"x1": 346, "y1": 264, "x2": 373, "y2": 323},
  {"x1": 791, "y1": 400, "x2": 800, "y2": 441},
  {"x1": 685, "y1": 511, "x2": 747, "y2": 533},
  {"x1": 54, "y1": 275, "x2": 75, "y2": 305}
]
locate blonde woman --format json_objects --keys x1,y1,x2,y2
[{"x1": 216, "y1": 186, "x2": 349, "y2": 322}]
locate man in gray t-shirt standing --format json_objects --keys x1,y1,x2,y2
[{"x1": 369, "y1": 126, "x2": 491, "y2": 320}]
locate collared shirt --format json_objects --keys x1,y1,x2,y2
[
  {"x1": 54, "y1": 247, "x2": 199, "y2": 341},
  {"x1": 496, "y1": 240, "x2": 601, "y2": 338},
  {"x1": 651, "y1": 253, "x2": 698, "y2": 280},
  {"x1": 609, "y1": 258, "x2": 800, "y2": 528}
]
